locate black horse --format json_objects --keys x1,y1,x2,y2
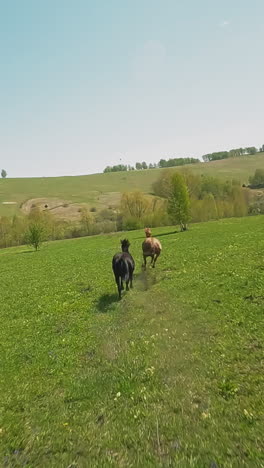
[{"x1": 112, "y1": 239, "x2": 135, "y2": 299}]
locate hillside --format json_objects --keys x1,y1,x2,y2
[
  {"x1": 1, "y1": 217, "x2": 263, "y2": 466},
  {"x1": 0, "y1": 153, "x2": 263, "y2": 218}
]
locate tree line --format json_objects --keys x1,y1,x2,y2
[
  {"x1": 104, "y1": 144, "x2": 264, "y2": 173},
  {"x1": 104, "y1": 157, "x2": 200, "y2": 173},
  {"x1": 202, "y1": 145, "x2": 263, "y2": 162},
  {"x1": 0, "y1": 168, "x2": 261, "y2": 250},
  {"x1": 0, "y1": 206, "x2": 121, "y2": 250},
  {"x1": 120, "y1": 170, "x2": 250, "y2": 230}
]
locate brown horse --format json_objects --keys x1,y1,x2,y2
[{"x1": 142, "y1": 228, "x2": 162, "y2": 269}]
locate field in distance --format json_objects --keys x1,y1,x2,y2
[
  {"x1": 1, "y1": 216, "x2": 263, "y2": 467},
  {"x1": 0, "y1": 152, "x2": 263, "y2": 218}
]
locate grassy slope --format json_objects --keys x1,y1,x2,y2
[
  {"x1": 1, "y1": 217, "x2": 263, "y2": 467},
  {"x1": 0, "y1": 153, "x2": 264, "y2": 216}
]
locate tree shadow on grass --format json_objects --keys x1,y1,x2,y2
[
  {"x1": 134, "y1": 230, "x2": 177, "y2": 240},
  {"x1": 96, "y1": 293, "x2": 118, "y2": 313},
  {"x1": 154, "y1": 230, "x2": 178, "y2": 237},
  {"x1": 17, "y1": 250, "x2": 35, "y2": 255}
]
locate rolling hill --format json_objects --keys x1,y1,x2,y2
[{"x1": 0, "y1": 152, "x2": 263, "y2": 218}]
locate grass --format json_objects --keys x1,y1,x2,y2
[
  {"x1": 0, "y1": 216, "x2": 264, "y2": 467},
  {"x1": 0, "y1": 153, "x2": 264, "y2": 217}
]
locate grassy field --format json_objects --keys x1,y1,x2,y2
[
  {"x1": 0, "y1": 216, "x2": 263, "y2": 467},
  {"x1": 0, "y1": 153, "x2": 263, "y2": 217}
]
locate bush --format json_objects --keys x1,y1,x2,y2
[
  {"x1": 249, "y1": 169, "x2": 264, "y2": 186},
  {"x1": 96, "y1": 208, "x2": 117, "y2": 222},
  {"x1": 122, "y1": 217, "x2": 142, "y2": 231}
]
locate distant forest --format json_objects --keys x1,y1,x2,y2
[{"x1": 104, "y1": 144, "x2": 264, "y2": 173}]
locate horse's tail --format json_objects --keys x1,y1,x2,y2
[{"x1": 120, "y1": 258, "x2": 130, "y2": 282}]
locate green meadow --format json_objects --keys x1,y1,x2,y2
[{"x1": 1, "y1": 216, "x2": 263, "y2": 467}]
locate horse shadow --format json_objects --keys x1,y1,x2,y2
[{"x1": 96, "y1": 293, "x2": 118, "y2": 313}]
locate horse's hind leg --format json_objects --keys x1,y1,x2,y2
[
  {"x1": 126, "y1": 280, "x2": 129, "y2": 291},
  {"x1": 116, "y1": 277, "x2": 122, "y2": 299},
  {"x1": 152, "y1": 253, "x2": 160, "y2": 268}
]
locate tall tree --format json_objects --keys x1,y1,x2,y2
[
  {"x1": 1, "y1": 169, "x2": 7, "y2": 178},
  {"x1": 167, "y1": 173, "x2": 190, "y2": 231}
]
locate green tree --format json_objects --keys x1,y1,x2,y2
[
  {"x1": 26, "y1": 223, "x2": 44, "y2": 251},
  {"x1": 135, "y1": 162, "x2": 142, "y2": 170},
  {"x1": 1, "y1": 169, "x2": 7, "y2": 178},
  {"x1": 167, "y1": 173, "x2": 191, "y2": 231}
]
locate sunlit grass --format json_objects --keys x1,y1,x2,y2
[{"x1": 0, "y1": 217, "x2": 263, "y2": 466}]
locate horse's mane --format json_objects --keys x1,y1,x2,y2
[{"x1": 144, "y1": 227, "x2": 152, "y2": 238}]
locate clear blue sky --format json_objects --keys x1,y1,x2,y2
[{"x1": 1, "y1": 0, "x2": 264, "y2": 177}]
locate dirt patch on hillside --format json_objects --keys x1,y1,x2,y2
[
  {"x1": 21, "y1": 198, "x2": 69, "y2": 213},
  {"x1": 21, "y1": 198, "x2": 87, "y2": 221},
  {"x1": 20, "y1": 193, "x2": 121, "y2": 221}
]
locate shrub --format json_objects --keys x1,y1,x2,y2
[
  {"x1": 96, "y1": 208, "x2": 117, "y2": 222},
  {"x1": 80, "y1": 208, "x2": 93, "y2": 235},
  {"x1": 249, "y1": 169, "x2": 264, "y2": 186},
  {"x1": 121, "y1": 191, "x2": 151, "y2": 219},
  {"x1": 122, "y1": 217, "x2": 142, "y2": 231}
]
